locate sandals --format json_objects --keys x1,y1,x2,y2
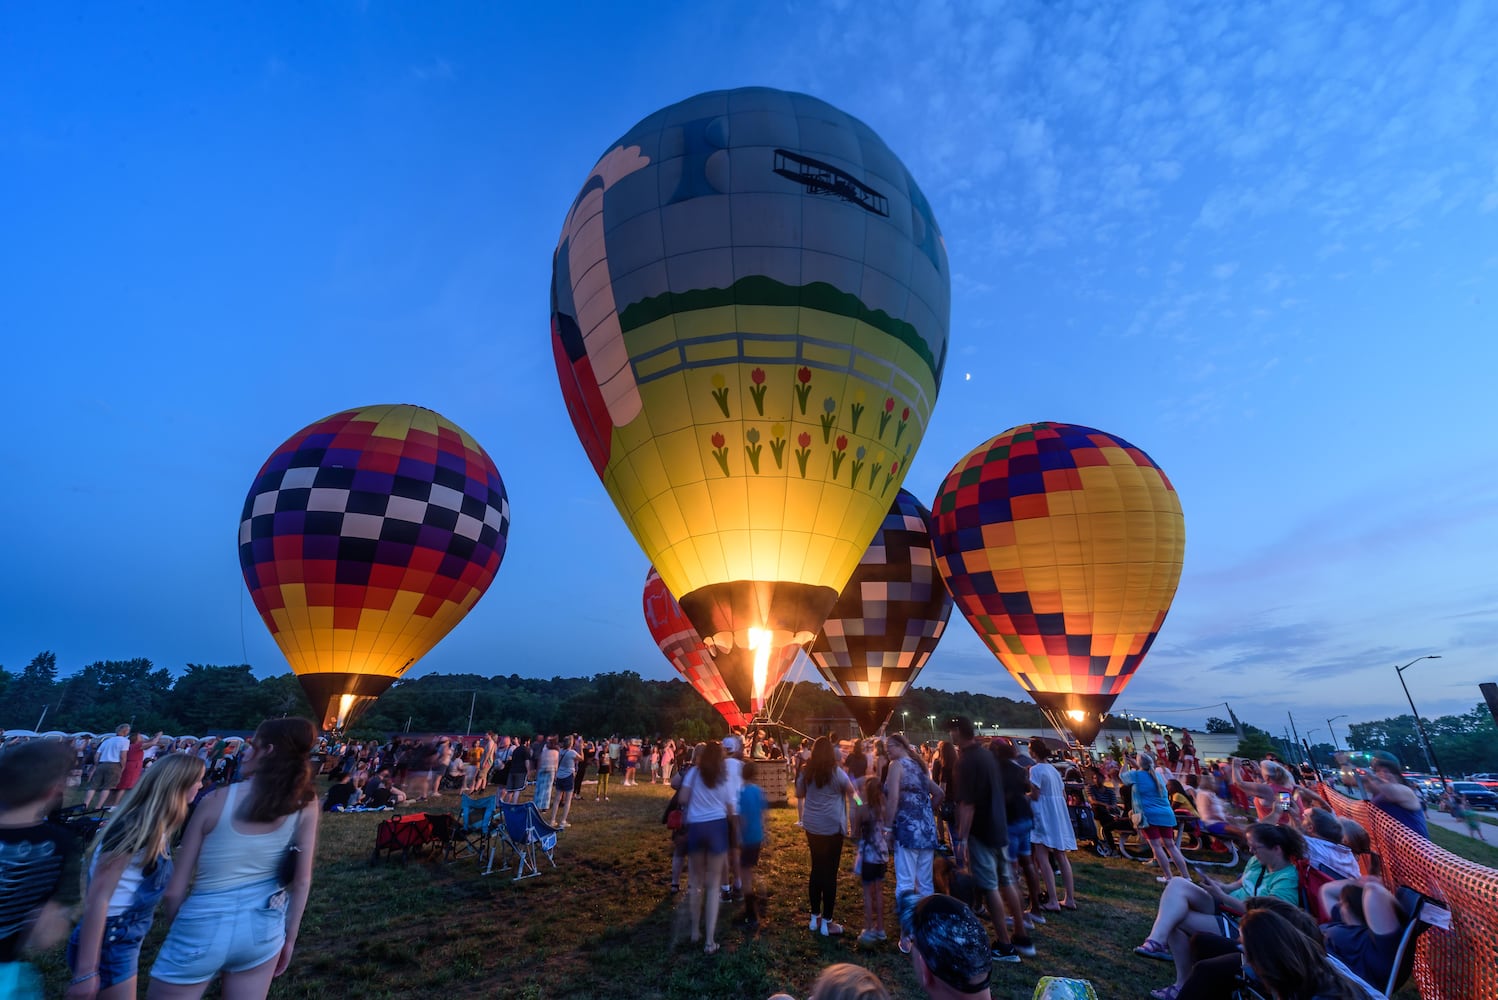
[
  {"x1": 1150, "y1": 985, "x2": 1180, "y2": 1000},
  {"x1": 1134, "y1": 939, "x2": 1172, "y2": 960},
  {"x1": 704, "y1": 942, "x2": 720, "y2": 955}
]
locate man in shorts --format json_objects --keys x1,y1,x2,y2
[
  {"x1": 82, "y1": 724, "x2": 130, "y2": 810},
  {"x1": 949, "y1": 717, "x2": 1033, "y2": 962}
]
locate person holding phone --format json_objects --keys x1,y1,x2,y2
[
  {"x1": 1133, "y1": 824, "x2": 1307, "y2": 1000},
  {"x1": 1229, "y1": 757, "x2": 1298, "y2": 825}
]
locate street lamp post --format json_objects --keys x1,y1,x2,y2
[
  {"x1": 1327, "y1": 714, "x2": 1348, "y2": 753},
  {"x1": 1395, "y1": 655, "x2": 1447, "y2": 788},
  {"x1": 902, "y1": 710, "x2": 909, "y2": 733}
]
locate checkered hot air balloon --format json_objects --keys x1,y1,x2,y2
[
  {"x1": 238, "y1": 404, "x2": 510, "y2": 731},
  {"x1": 809, "y1": 490, "x2": 952, "y2": 736},
  {"x1": 553, "y1": 87, "x2": 949, "y2": 720},
  {"x1": 930, "y1": 423, "x2": 1184, "y2": 746}
]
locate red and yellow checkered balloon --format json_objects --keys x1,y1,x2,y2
[
  {"x1": 930, "y1": 422, "x2": 1184, "y2": 743},
  {"x1": 238, "y1": 404, "x2": 509, "y2": 730}
]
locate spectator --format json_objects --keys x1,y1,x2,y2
[
  {"x1": 1301, "y1": 808, "x2": 1360, "y2": 880},
  {"x1": 503, "y1": 737, "x2": 532, "y2": 805},
  {"x1": 845, "y1": 740, "x2": 869, "y2": 781},
  {"x1": 1027, "y1": 738, "x2": 1077, "y2": 913},
  {"x1": 1241, "y1": 903, "x2": 1371, "y2": 1000},
  {"x1": 883, "y1": 733, "x2": 941, "y2": 953},
  {"x1": 853, "y1": 774, "x2": 890, "y2": 945},
  {"x1": 67, "y1": 753, "x2": 205, "y2": 1000},
  {"x1": 534, "y1": 737, "x2": 559, "y2": 813},
  {"x1": 1186, "y1": 773, "x2": 1248, "y2": 851},
  {"x1": 0, "y1": 739, "x2": 81, "y2": 997},
  {"x1": 84, "y1": 725, "x2": 132, "y2": 811},
  {"x1": 990, "y1": 739, "x2": 1043, "y2": 922},
  {"x1": 1357, "y1": 753, "x2": 1428, "y2": 839},
  {"x1": 1230, "y1": 756, "x2": 1298, "y2": 825},
  {"x1": 1317, "y1": 876, "x2": 1407, "y2": 990},
  {"x1": 550, "y1": 736, "x2": 580, "y2": 829},
  {"x1": 323, "y1": 773, "x2": 360, "y2": 813},
  {"x1": 148, "y1": 718, "x2": 320, "y2": 998},
  {"x1": 947, "y1": 717, "x2": 1031, "y2": 962},
  {"x1": 796, "y1": 736, "x2": 854, "y2": 937},
  {"x1": 1135, "y1": 823, "x2": 1307, "y2": 998},
  {"x1": 678, "y1": 741, "x2": 735, "y2": 955},
  {"x1": 897, "y1": 891, "x2": 995, "y2": 1000},
  {"x1": 1122, "y1": 752, "x2": 1192, "y2": 882},
  {"x1": 737, "y1": 766, "x2": 768, "y2": 927}
]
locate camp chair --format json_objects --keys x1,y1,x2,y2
[
  {"x1": 447, "y1": 794, "x2": 499, "y2": 863},
  {"x1": 495, "y1": 801, "x2": 559, "y2": 880},
  {"x1": 371, "y1": 812, "x2": 436, "y2": 864},
  {"x1": 1383, "y1": 886, "x2": 1449, "y2": 997}
]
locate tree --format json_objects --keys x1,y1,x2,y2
[
  {"x1": 6, "y1": 651, "x2": 59, "y2": 728},
  {"x1": 1205, "y1": 716, "x2": 1236, "y2": 734},
  {"x1": 1233, "y1": 730, "x2": 1277, "y2": 760},
  {"x1": 164, "y1": 665, "x2": 279, "y2": 733}
]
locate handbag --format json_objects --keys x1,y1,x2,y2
[{"x1": 277, "y1": 808, "x2": 303, "y2": 886}]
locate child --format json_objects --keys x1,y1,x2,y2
[
  {"x1": 853, "y1": 775, "x2": 890, "y2": 946},
  {"x1": 67, "y1": 753, "x2": 205, "y2": 1000},
  {"x1": 0, "y1": 739, "x2": 82, "y2": 999},
  {"x1": 737, "y1": 773, "x2": 768, "y2": 927}
]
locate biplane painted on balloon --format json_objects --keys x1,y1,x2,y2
[
  {"x1": 552, "y1": 87, "x2": 950, "y2": 713},
  {"x1": 238, "y1": 404, "x2": 510, "y2": 730},
  {"x1": 930, "y1": 422, "x2": 1184, "y2": 745}
]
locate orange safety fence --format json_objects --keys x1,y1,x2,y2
[{"x1": 1323, "y1": 785, "x2": 1497, "y2": 999}]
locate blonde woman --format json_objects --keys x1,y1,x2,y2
[{"x1": 67, "y1": 753, "x2": 205, "y2": 1000}]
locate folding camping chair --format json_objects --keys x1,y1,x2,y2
[
  {"x1": 494, "y1": 801, "x2": 559, "y2": 880},
  {"x1": 1383, "y1": 886, "x2": 1449, "y2": 997},
  {"x1": 448, "y1": 794, "x2": 499, "y2": 864}
]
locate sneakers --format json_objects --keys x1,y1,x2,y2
[
  {"x1": 991, "y1": 941, "x2": 1022, "y2": 963},
  {"x1": 810, "y1": 914, "x2": 821, "y2": 931},
  {"x1": 858, "y1": 929, "x2": 880, "y2": 946}
]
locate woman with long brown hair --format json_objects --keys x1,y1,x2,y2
[
  {"x1": 148, "y1": 718, "x2": 319, "y2": 1000},
  {"x1": 676, "y1": 740, "x2": 735, "y2": 954},
  {"x1": 1241, "y1": 904, "x2": 1367, "y2": 1000},
  {"x1": 795, "y1": 735, "x2": 854, "y2": 936}
]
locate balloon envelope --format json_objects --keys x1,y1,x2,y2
[
  {"x1": 552, "y1": 87, "x2": 950, "y2": 703},
  {"x1": 930, "y1": 422, "x2": 1184, "y2": 744},
  {"x1": 809, "y1": 489, "x2": 952, "y2": 736},
  {"x1": 238, "y1": 404, "x2": 510, "y2": 730}
]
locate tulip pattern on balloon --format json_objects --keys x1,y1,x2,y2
[
  {"x1": 809, "y1": 489, "x2": 953, "y2": 736},
  {"x1": 552, "y1": 87, "x2": 950, "y2": 716},
  {"x1": 238, "y1": 404, "x2": 510, "y2": 730},
  {"x1": 930, "y1": 422, "x2": 1184, "y2": 745}
]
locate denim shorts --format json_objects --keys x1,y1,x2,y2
[
  {"x1": 686, "y1": 817, "x2": 729, "y2": 854},
  {"x1": 1007, "y1": 817, "x2": 1034, "y2": 859},
  {"x1": 151, "y1": 879, "x2": 288, "y2": 984},
  {"x1": 68, "y1": 906, "x2": 156, "y2": 988}
]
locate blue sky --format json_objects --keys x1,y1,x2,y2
[{"x1": 3, "y1": 2, "x2": 1495, "y2": 734}]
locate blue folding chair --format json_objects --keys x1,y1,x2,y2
[
  {"x1": 448, "y1": 793, "x2": 499, "y2": 864},
  {"x1": 493, "y1": 801, "x2": 559, "y2": 880}
]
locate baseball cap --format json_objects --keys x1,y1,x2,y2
[{"x1": 722, "y1": 736, "x2": 742, "y2": 754}]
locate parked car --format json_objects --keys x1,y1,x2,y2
[{"x1": 1450, "y1": 781, "x2": 1498, "y2": 811}]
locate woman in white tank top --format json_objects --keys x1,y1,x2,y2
[{"x1": 148, "y1": 718, "x2": 320, "y2": 1000}]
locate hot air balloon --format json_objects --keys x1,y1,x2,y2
[
  {"x1": 552, "y1": 88, "x2": 949, "y2": 716},
  {"x1": 238, "y1": 404, "x2": 510, "y2": 731},
  {"x1": 930, "y1": 422, "x2": 1184, "y2": 745},
  {"x1": 809, "y1": 489, "x2": 952, "y2": 736},
  {"x1": 644, "y1": 567, "x2": 800, "y2": 729}
]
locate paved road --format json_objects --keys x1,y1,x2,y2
[{"x1": 1425, "y1": 805, "x2": 1493, "y2": 842}]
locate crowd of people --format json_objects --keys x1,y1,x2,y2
[
  {"x1": 0, "y1": 713, "x2": 1446, "y2": 999},
  {"x1": 0, "y1": 718, "x2": 319, "y2": 999}
]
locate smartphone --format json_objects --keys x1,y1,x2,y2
[{"x1": 1277, "y1": 791, "x2": 1292, "y2": 810}]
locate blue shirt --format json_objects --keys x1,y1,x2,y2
[{"x1": 738, "y1": 783, "x2": 767, "y2": 845}]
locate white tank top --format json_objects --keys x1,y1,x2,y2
[{"x1": 194, "y1": 781, "x2": 298, "y2": 892}]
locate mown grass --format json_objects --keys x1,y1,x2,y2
[
  {"x1": 35, "y1": 780, "x2": 1438, "y2": 998},
  {"x1": 1427, "y1": 822, "x2": 1498, "y2": 868}
]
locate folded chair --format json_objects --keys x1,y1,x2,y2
[
  {"x1": 1383, "y1": 886, "x2": 1449, "y2": 997},
  {"x1": 493, "y1": 801, "x2": 559, "y2": 880},
  {"x1": 448, "y1": 794, "x2": 499, "y2": 863}
]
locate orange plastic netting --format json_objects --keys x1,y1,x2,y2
[{"x1": 1323, "y1": 785, "x2": 1497, "y2": 998}]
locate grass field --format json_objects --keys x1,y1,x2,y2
[{"x1": 36, "y1": 780, "x2": 1452, "y2": 998}]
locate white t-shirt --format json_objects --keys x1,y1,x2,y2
[
  {"x1": 682, "y1": 767, "x2": 737, "y2": 824},
  {"x1": 97, "y1": 735, "x2": 129, "y2": 763},
  {"x1": 1196, "y1": 787, "x2": 1228, "y2": 824}
]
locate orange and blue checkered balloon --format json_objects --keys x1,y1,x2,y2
[
  {"x1": 930, "y1": 422, "x2": 1184, "y2": 741},
  {"x1": 238, "y1": 404, "x2": 509, "y2": 730}
]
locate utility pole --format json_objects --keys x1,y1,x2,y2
[
  {"x1": 466, "y1": 691, "x2": 477, "y2": 737},
  {"x1": 1287, "y1": 712, "x2": 1305, "y2": 764}
]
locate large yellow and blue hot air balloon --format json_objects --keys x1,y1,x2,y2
[
  {"x1": 238, "y1": 404, "x2": 510, "y2": 731},
  {"x1": 552, "y1": 88, "x2": 949, "y2": 716},
  {"x1": 930, "y1": 422, "x2": 1184, "y2": 745}
]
